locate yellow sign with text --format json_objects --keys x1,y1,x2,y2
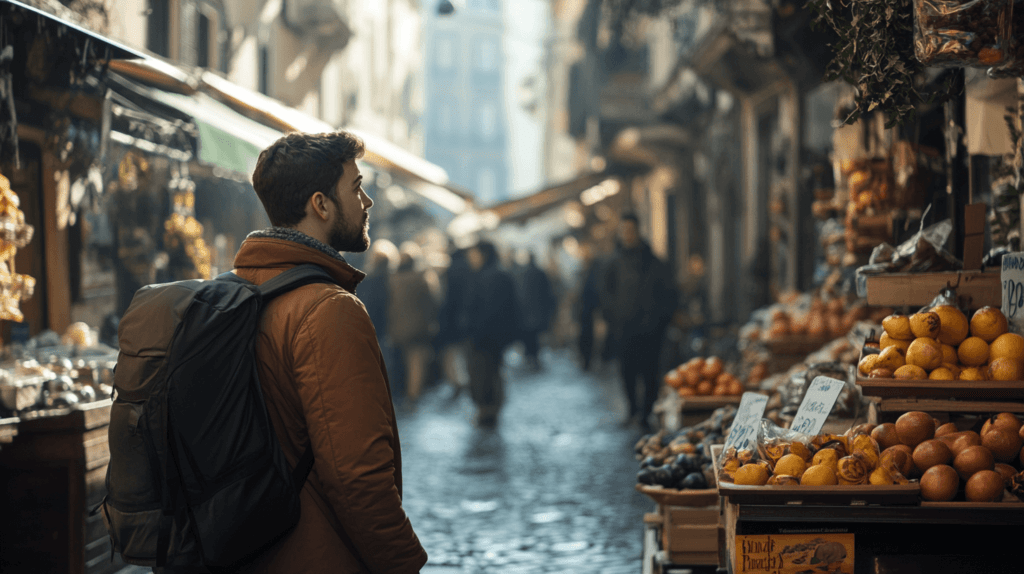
[{"x1": 735, "y1": 534, "x2": 854, "y2": 574}]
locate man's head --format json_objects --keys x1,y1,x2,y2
[
  {"x1": 252, "y1": 131, "x2": 372, "y2": 253},
  {"x1": 619, "y1": 213, "x2": 641, "y2": 249}
]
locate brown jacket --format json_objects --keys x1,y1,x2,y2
[{"x1": 233, "y1": 234, "x2": 427, "y2": 574}]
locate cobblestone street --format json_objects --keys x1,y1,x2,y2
[{"x1": 397, "y1": 348, "x2": 652, "y2": 574}]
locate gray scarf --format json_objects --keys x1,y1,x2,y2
[{"x1": 247, "y1": 227, "x2": 347, "y2": 263}]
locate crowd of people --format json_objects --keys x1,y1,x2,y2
[{"x1": 360, "y1": 213, "x2": 679, "y2": 432}]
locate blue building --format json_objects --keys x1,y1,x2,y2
[{"x1": 423, "y1": 0, "x2": 508, "y2": 204}]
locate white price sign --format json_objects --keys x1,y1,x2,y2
[
  {"x1": 723, "y1": 392, "x2": 770, "y2": 452},
  {"x1": 790, "y1": 376, "x2": 846, "y2": 436},
  {"x1": 1002, "y1": 252, "x2": 1024, "y2": 332}
]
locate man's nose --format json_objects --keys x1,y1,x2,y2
[{"x1": 362, "y1": 190, "x2": 373, "y2": 209}]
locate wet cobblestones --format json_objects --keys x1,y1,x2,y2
[{"x1": 398, "y1": 348, "x2": 652, "y2": 573}]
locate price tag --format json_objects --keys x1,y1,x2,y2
[
  {"x1": 724, "y1": 392, "x2": 769, "y2": 452},
  {"x1": 1002, "y1": 252, "x2": 1024, "y2": 332},
  {"x1": 790, "y1": 376, "x2": 846, "y2": 436}
]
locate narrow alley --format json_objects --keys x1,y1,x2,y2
[{"x1": 398, "y1": 348, "x2": 653, "y2": 574}]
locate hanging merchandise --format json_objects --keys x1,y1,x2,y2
[
  {"x1": 0, "y1": 172, "x2": 35, "y2": 322},
  {"x1": 988, "y1": 0, "x2": 1024, "y2": 77},
  {"x1": 913, "y1": 0, "x2": 1013, "y2": 68},
  {"x1": 163, "y1": 163, "x2": 211, "y2": 279}
]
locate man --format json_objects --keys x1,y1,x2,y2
[
  {"x1": 601, "y1": 214, "x2": 677, "y2": 432},
  {"x1": 233, "y1": 131, "x2": 427, "y2": 573},
  {"x1": 512, "y1": 250, "x2": 555, "y2": 370},
  {"x1": 462, "y1": 240, "x2": 520, "y2": 426}
]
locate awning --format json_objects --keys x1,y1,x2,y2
[
  {"x1": 144, "y1": 90, "x2": 283, "y2": 176},
  {"x1": 488, "y1": 172, "x2": 613, "y2": 224},
  {"x1": 0, "y1": 0, "x2": 147, "y2": 61}
]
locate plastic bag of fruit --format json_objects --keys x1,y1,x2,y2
[{"x1": 914, "y1": 0, "x2": 1013, "y2": 68}]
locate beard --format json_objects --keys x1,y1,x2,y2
[{"x1": 328, "y1": 204, "x2": 370, "y2": 253}]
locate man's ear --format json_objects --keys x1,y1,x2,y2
[{"x1": 309, "y1": 191, "x2": 330, "y2": 221}]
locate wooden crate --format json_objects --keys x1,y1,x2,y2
[
  {"x1": 0, "y1": 400, "x2": 125, "y2": 574},
  {"x1": 864, "y1": 270, "x2": 1000, "y2": 309},
  {"x1": 660, "y1": 504, "x2": 721, "y2": 567}
]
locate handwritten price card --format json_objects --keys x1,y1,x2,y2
[
  {"x1": 789, "y1": 377, "x2": 845, "y2": 435},
  {"x1": 724, "y1": 392, "x2": 769, "y2": 452},
  {"x1": 1002, "y1": 252, "x2": 1024, "y2": 333},
  {"x1": 735, "y1": 533, "x2": 854, "y2": 574}
]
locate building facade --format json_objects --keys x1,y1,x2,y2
[{"x1": 422, "y1": 0, "x2": 508, "y2": 204}]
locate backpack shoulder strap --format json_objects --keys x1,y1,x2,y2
[{"x1": 257, "y1": 264, "x2": 337, "y2": 301}]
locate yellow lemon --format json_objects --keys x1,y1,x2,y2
[
  {"x1": 734, "y1": 463, "x2": 770, "y2": 486},
  {"x1": 800, "y1": 464, "x2": 838, "y2": 486},
  {"x1": 970, "y1": 307, "x2": 1008, "y2": 343},
  {"x1": 875, "y1": 345, "x2": 907, "y2": 371},
  {"x1": 957, "y1": 336, "x2": 990, "y2": 367},
  {"x1": 910, "y1": 312, "x2": 941, "y2": 339},
  {"x1": 940, "y1": 344, "x2": 958, "y2": 365},
  {"x1": 811, "y1": 448, "x2": 841, "y2": 472},
  {"x1": 883, "y1": 313, "x2": 914, "y2": 340},
  {"x1": 988, "y1": 357, "x2": 1024, "y2": 381},
  {"x1": 959, "y1": 366, "x2": 990, "y2": 381},
  {"x1": 932, "y1": 305, "x2": 970, "y2": 346},
  {"x1": 858, "y1": 353, "x2": 881, "y2": 376},
  {"x1": 928, "y1": 367, "x2": 956, "y2": 381},
  {"x1": 774, "y1": 454, "x2": 808, "y2": 479},
  {"x1": 905, "y1": 338, "x2": 942, "y2": 371},
  {"x1": 880, "y1": 333, "x2": 911, "y2": 355},
  {"x1": 894, "y1": 364, "x2": 928, "y2": 380}
]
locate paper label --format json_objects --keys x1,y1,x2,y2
[
  {"x1": 735, "y1": 533, "x2": 854, "y2": 574},
  {"x1": 789, "y1": 376, "x2": 845, "y2": 435},
  {"x1": 724, "y1": 392, "x2": 770, "y2": 452},
  {"x1": 1002, "y1": 252, "x2": 1024, "y2": 333}
]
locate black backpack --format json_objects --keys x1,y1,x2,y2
[{"x1": 99, "y1": 264, "x2": 335, "y2": 571}]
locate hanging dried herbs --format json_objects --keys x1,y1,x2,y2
[{"x1": 806, "y1": 0, "x2": 953, "y2": 128}]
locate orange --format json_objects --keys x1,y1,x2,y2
[
  {"x1": 940, "y1": 344, "x2": 958, "y2": 365},
  {"x1": 905, "y1": 338, "x2": 942, "y2": 371},
  {"x1": 875, "y1": 345, "x2": 906, "y2": 371},
  {"x1": 958, "y1": 366, "x2": 989, "y2": 381},
  {"x1": 880, "y1": 332, "x2": 911, "y2": 354},
  {"x1": 910, "y1": 311, "x2": 941, "y2": 339},
  {"x1": 932, "y1": 305, "x2": 970, "y2": 346},
  {"x1": 894, "y1": 364, "x2": 927, "y2": 380},
  {"x1": 800, "y1": 464, "x2": 838, "y2": 486},
  {"x1": 940, "y1": 362, "x2": 962, "y2": 378},
  {"x1": 774, "y1": 454, "x2": 808, "y2": 479},
  {"x1": 970, "y1": 306, "x2": 1008, "y2": 343},
  {"x1": 733, "y1": 463, "x2": 770, "y2": 486},
  {"x1": 858, "y1": 353, "x2": 880, "y2": 376},
  {"x1": 957, "y1": 336, "x2": 989, "y2": 367},
  {"x1": 989, "y1": 333, "x2": 1024, "y2": 362},
  {"x1": 882, "y1": 313, "x2": 913, "y2": 340},
  {"x1": 988, "y1": 357, "x2": 1024, "y2": 381},
  {"x1": 811, "y1": 448, "x2": 840, "y2": 472},
  {"x1": 928, "y1": 367, "x2": 956, "y2": 381}
]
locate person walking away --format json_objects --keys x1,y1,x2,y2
[
  {"x1": 358, "y1": 238, "x2": 400, "y2": 385},
  {"x1": 463, "y1": 240, "x2": 520, "y2": 426},
  {"x1": 437, "y1": 247, "x2": 471, "y2": 397},
  {"x1": 576, "y1": 242, "x2": 601, "y2": 371},
  {"x1": 602, "y1": 214, "x2": 677, "y2": 432},
  {"x1": 232, "y1": 131, "x2": 427, "y2": 573},
  {"x1": 512, "y1": 250, "x2": 556, "y2": 371},
  {"x1": 388, "y1": 241, "x2": 440, "y2": 404}
]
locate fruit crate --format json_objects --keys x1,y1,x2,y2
[
  {"x1": 709, "y1": 445, "x2": 922, "y2": 506},
  {"x1": 659, "y1": 504, "x2": 721, "y2": 567},
  {"x1": 856, "y1": 341, "x2": 1024, "y2": 416},
  {"x1": 863, "y1": 270, "x2": 1000, "y2": 309}
]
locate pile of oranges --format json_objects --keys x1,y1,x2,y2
[
  {"x1": 859, "y1": 306, "x2": 1024, "y2": 381},
  {"x1": 664, "y1": 357, "x2": 745, "y2": 397}
]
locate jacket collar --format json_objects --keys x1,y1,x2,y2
[{"x1": 233, "y1": 228, "x2": 366, "y2": 293}]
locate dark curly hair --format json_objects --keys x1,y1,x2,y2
[{"x1": 251, "y1": 131, "x2": 365, "y2": 227}]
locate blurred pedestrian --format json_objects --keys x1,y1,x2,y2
[
  {"x1": 437, "y1": 246, "x2": 471, "y2": 397},
  {"x1": 388, "y1": 241, "x2": 440, "y2": 403},
  {"x1": 575, "y1": 242, "x2": 601, "y2": 371},
  {"x1": 359, "y1": 239, "x2": 399, "y2": 371},
  {"x1": 463, "y1": 240, "x2": 520, "y2": 426},
  {"x1": 601, "y1": 214, "x2": 677, "y2": 431},
  {"x1": 513, "y1": 249, "x2": 556, "y2": 370}
]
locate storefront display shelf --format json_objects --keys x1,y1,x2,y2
[
  {"x1": 717, "y1": 482, "x2": 921, "y2": 506},
  {"x1": 857, "y1": 378, "x2": 1024, "y2": 399}
]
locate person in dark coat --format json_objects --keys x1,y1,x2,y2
[
  {"x1": 601, "y1": 214, "x2": 678, "y2": 431},
  {"x1": 437, "y1": 247, "x2": 471, "y2": 397},
  {"x1": 463, "y1": 240, "x2": 520, "y2": 426},
  {"x1": 513, "y1": 250, "x2": 556, "y2": 370},
  {"x1": 575, "y1": 242, "x2": 601, "y2": 371},
  {"x1": 388, "y1": 242, "x2": 439, "y2": 403},
  {"x1": 357, "y1": 239, "x2": 401, "y2": 392}
]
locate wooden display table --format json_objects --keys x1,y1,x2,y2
[
  {"x1": 863, "y1": 270, "x2": 1000, "y2": 309},
  {"x1": 0, "y1": 400, "x2": 126, "y2": 574}
]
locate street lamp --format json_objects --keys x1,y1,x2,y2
[{"x1": 437, "y1": 0, "x2": 455, "y2": 15}]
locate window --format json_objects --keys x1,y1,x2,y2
[
  {"x1": 476, "y1": 39, "x2": 498, "y2": 72},
  {"x1": 147, "y1": 0, "x2": 170, "y2": 57},
  {"x1": 479, "y1": 102, "x2": 497, "y2": 140},
  {"x1": 439, "y1": 104, "x2": 454, "y2": 135},
  {"x1": 477, "y1": 167, "x2": 496, "y2": 202},
  {"x1": 435, "y1": 35, "x2": 455, "y2": 69}
]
